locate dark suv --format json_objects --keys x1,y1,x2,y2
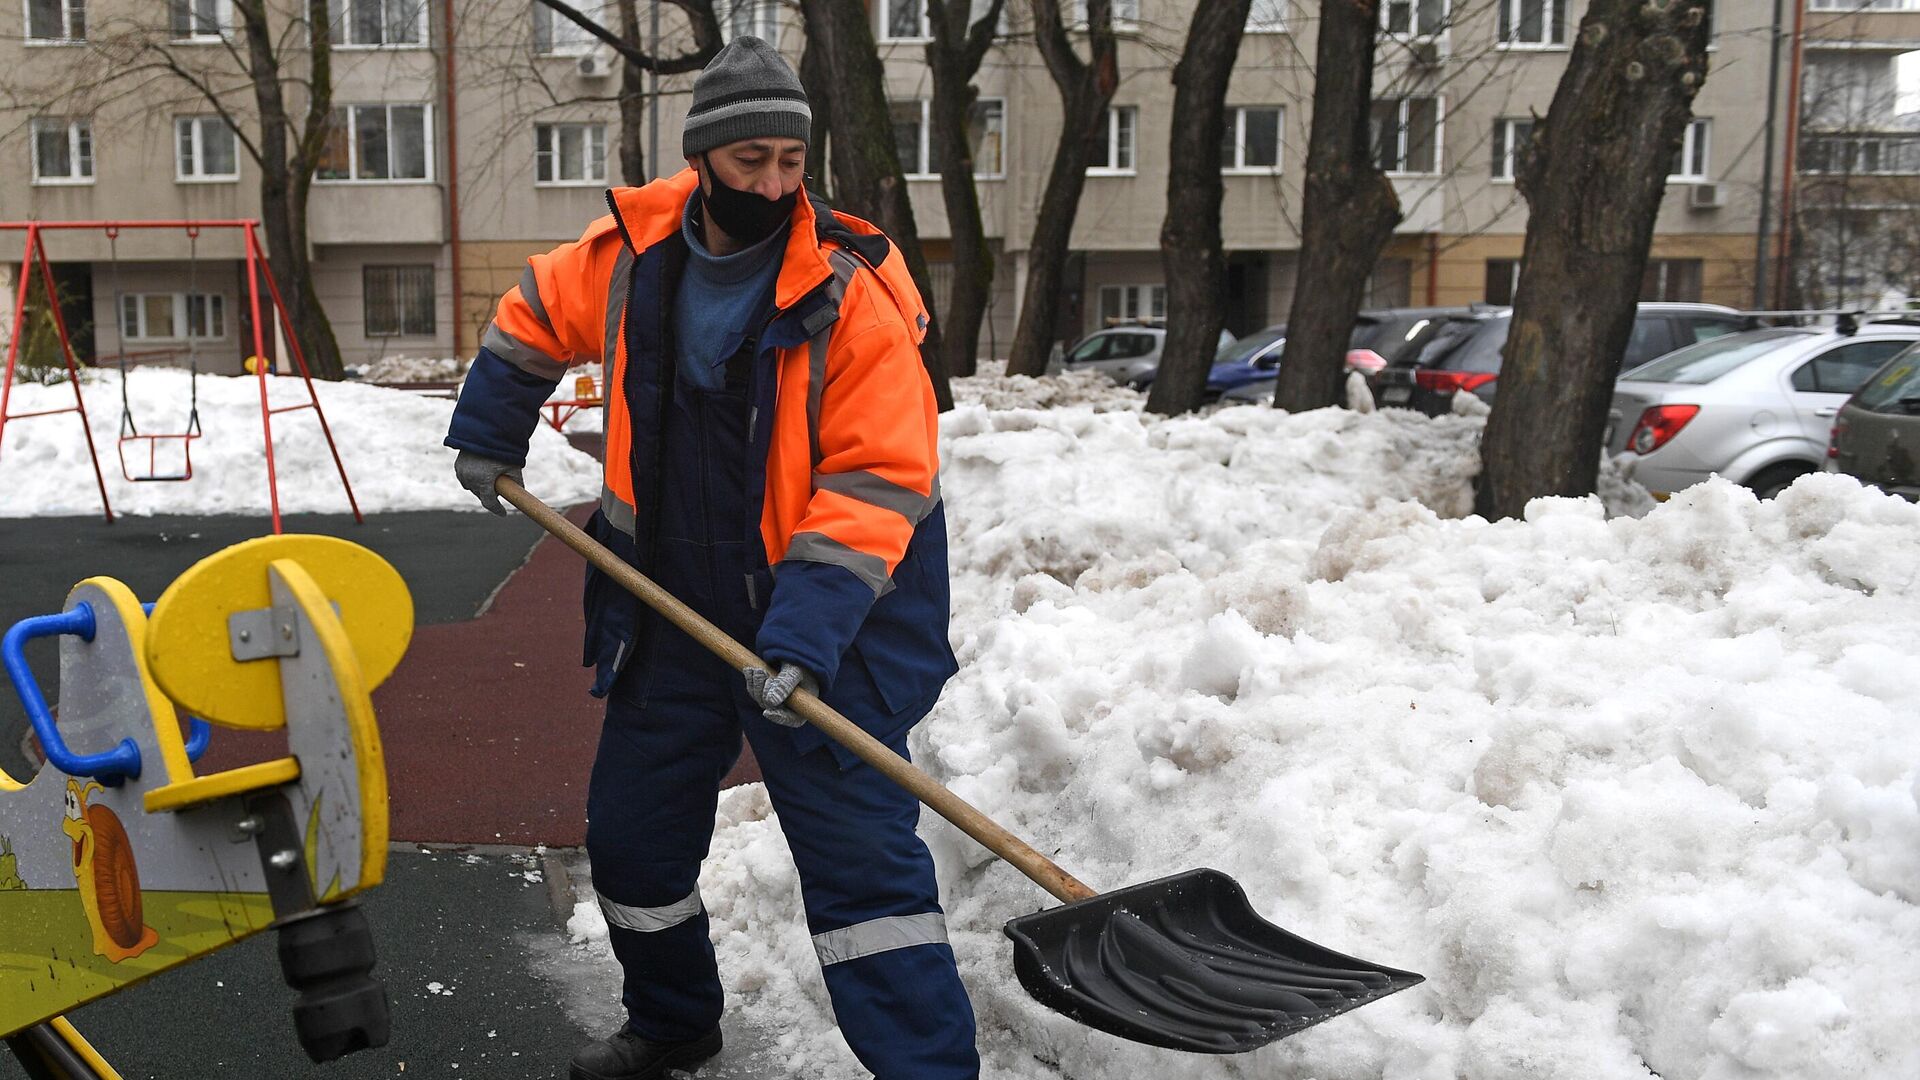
[
  {"x1": 1373, "y1": 303, "x2": 1753, "y2": 416},
  {"x1": 1828, "y1": 342, "x2": 1920, "y2": 500}
]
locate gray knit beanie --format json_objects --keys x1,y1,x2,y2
[{"x1": 681, "y1": 36, "x2": 811, "y2": 158}]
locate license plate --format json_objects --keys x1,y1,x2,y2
[{"x1": 1381, "y1": 387, "x2": 1411, "y2": 404}]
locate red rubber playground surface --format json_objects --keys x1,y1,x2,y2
[{"x1": 193, "y1": 501, "x2": 763, "y2": 847}]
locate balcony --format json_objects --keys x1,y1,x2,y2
[{"x1": 1799, "y1": 131, "x2": 1920, "y2": 175}]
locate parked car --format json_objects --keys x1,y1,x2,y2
[
  {"x1": 1826, "y1": 341, "x2": 1920, "y2": 500},
  {"x1": 1053, "y1": 323, "x2": 1235, "y2": 387},
  {"x1": 1607, "y1": 323, "x2": 1920, "y2": 498},
  {"x1": 1216, "y1": 307, "x2": 1466, "y2": 405},
  {"x1": 1373, "y1": 302, "x2": 1752, "y2": 416}
]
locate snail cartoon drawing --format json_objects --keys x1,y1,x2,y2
[{"x1": 61, "y1": 779, "x2": 159, "y2": 962}]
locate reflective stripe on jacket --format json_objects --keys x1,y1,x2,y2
[{"x1": 446, "y1": 169, "x2": 957, "y2": 743}]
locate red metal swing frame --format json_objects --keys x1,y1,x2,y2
[{"x1": 0, "y1": 219, "x2": 362, "y2": 532}]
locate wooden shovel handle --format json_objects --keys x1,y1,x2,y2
[{"x1": 496, "y1": 477, "x2": 1098, "y2": 904}]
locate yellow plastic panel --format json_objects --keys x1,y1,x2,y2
[{"x1": 144, "y1": 536, "x2": 413, "y2": 732}]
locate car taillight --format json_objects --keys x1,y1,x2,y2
[
  {"x1": 1627, "y1": 405, "x2": 1699, "y2": 454},
  {"x1": 1414, "y1": 370, "x2": 1498, "y2": 393},
  {"x1": 1344, "y1": 349, "x2": 1387, "y2": 374},
  {"x1": 1828, "y1": 413, "x2": 1848, "y2": 459}
]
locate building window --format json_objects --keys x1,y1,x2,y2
[
  {"x1": 1492, "y1": 117, "x2": 1534, "y2": 180},
  {"x1": 1640, "y1": 259, "x2": 1703, "y2": 303},
  {"x1": 1497, "y1": 0, "x2": 1566, "y2": 46},
  {"x1": 1246, "y1": 0, "x2": 1287, "y2": 32},
  {"x1": 1088, "y1": 106, "x2": 1138, "y2": 174},
  {"x1": 1070, "y1": 0, "x2": 1139, "y2": 28},
  {"x1": 532, "y1": 0, "x2": 605, "y2": 53},
  {"x1": 879, "y1": 0, "x2": 928, "y2": 40},
  {"x1": 1382, "y1": 0, "x2": 1446, "y2": 38},
  {"x1": 535, "y1": 122, "x2": 607, "y2": 185},
  {"x1": 120, "y1": 293, "x2": 226, "y2": 341},
  {"x1": 168, "y1": 0, "x2": 230, "y2": 39},
  {"x1": 317, "y1": 105, "x2": 432, "y2": 181},
  {"x1": 1669, "y1": 118, "x2": 1710, "y2": 182},
  {"x1": 330, "y1": 0, "x2": 427, "y2": 47},
  {"x1": 1809, "y1": 0, "x2": 1918, "y2": 8},
  {"x1": 1221, "y1": 106, "x2": 1284, "y2": 172},
  {"x1": 1371, "y1": 97, "x2": 1441, "y2": 175},
  {"x1": 892, "y1": 99, "x2": 1006, "y2": 177},
  {"x1": 176, "y1": 116, "x2": 239, "y2": 181},
  {"x1": 31, "y1": 118, "x2": 93, "y2": 184},
  {"x1": 1801, "y1": 133, "x2": 1920, "y2": 175},
  {"x1": 26, "y1": 0, "x2": 86, "y2": 41},
  {"x1": 364, "y1": 265, "x2": 436, "y2": 337},
  {"x1": 722, "y1": 0, "x2": 782, "y2": 44},
  {"x1": 1485, "y1": 259, "x2": 1522, "y2": 305},
  {"x1": 1099, "y1": 284, "x2": 1166, "y2": 326}
]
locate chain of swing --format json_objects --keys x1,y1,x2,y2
[{"x1": 107, "y1": 225, "x2": 203, "y2": 482}]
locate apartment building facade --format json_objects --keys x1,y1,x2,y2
[{"x1": 3, "y1": 1, "x2": 1916, "y2": 373}]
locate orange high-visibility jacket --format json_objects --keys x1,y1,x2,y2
[{"x1": 446, "y1": 170, "x2": 956, "y2": 738}]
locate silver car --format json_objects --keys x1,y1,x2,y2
[
  {"x1": 1608, "y1": 323, "x2": 1920, "y2": 498},
  {"x1": 1051, "y1": 324, "x2": 1235, "y2": 387}
]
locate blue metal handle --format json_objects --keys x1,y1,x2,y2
[{"x1": 2, "y1": 604, "x2": 143, "y2": 785}]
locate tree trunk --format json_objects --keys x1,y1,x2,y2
[
  {"x1": 1475, "y1": 0, "x2": 1713, "y2": 520},
  {"x1": 926, "y1": 0, "x2": 1006, "y2": 379},
  {"x1": 799, "y1": 30, "x2": 833, "y2": 201},
  {"x1": 616, "y1": 0, "x2": 646, "y2": 183},
  {"x1": 1144, "y1": 0, "x2": 1253, "y2": 416},
  {"x1": 801, "y1": 0, "x2": 953, "y2": 409},
  {"x1": 1272, "y1": 0, "x2": 1399, "y2": 413},
  {"x1": 1006, "y1": 0, "x2": 1118, "y2": 378},
  {"x1": 238, "y1": 0, "x2": 345, "y2": 380}
]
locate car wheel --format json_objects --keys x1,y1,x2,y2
[{"x1": 1745, "y1": 462, "x2": 1814, "y2": 500}]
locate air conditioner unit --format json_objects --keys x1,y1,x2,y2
[
  {"x1": 1409, "y1": 40, "x2": 1442, "y2": 67},
  {"x1": 1688, "y1": 181, "x2": 1725, "y2": 209},
  {"x1": 576, "y1": 49, "x2": 616, "y2": 79}
]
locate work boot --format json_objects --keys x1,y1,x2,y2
[{"x1": 568, "y1": 1025, "x2": 723, "y2": 1080}]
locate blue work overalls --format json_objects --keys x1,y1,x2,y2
[{"x1": 583, "y1": 278, "x2": 980, "y2": 1079}]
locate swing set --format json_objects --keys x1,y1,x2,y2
[{"x1": 0, "y1": 219, "x2": 361, "y2": 532}]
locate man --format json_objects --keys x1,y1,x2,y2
[{"x1": 444, "y1": 36, "x2": 978, "y2": 1080}]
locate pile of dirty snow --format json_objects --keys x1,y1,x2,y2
[
  {"x1": 349, "y1": 354, "x2": 470, "y2": 384},
  {"x1": 953, "y1": 361, "x2": 1144, "y2": 412},
  {"x1": 0, "y1": 369, "x2": 599, "y2": 516},
  {"x1": 556, "y1": 387, "x2": 1918, "y2": 1080}
]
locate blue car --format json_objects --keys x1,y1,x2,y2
[{"x1": 1132, "y1": 325, "x2": 1286, "y2": 398}]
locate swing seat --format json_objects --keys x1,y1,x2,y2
[{"x1": 118, "y1": 430, "x2": 200, "y2": 483}]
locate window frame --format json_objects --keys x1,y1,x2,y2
[
  {"x1": 1495, "y1": 0, "x2": 1568, "y2": 49},
  {"x1": 315, "y1": 103, "x2": 436, "y2": 184},
  {"x1": 533, "y1": 121, "x2": 608, "y2": 186},
  {"x1": 721, "y1": 0, "x2": 783, "y2": 45},
  {"x1": 331, "y1": 0, "x2": 428, "y2": 50},
  {"x1": 1809, "y1": 0, "x2": 1918, "y2": 9},
  {"x1": 1097, "y1": 283, "x2": 1167, "y2": 327},
  {"x1": 890, "y1": 97, "x2": 1007, "y2": 179},
  {"x1": 1245, "y1": 0, "x2": 1288, "y2": 33},
  {"x1": 168, "y1": 0, "x2": 232, "y2": 42},
  {"x1": 23, "y1": 0, "x2": 87, "y2": 43},
  {"x1": 30, "y1": 117, "x2": 94, "y2": 185},
  {"x1": 119, "y1": 292, "x2": 227, "y2": 342},
  {"x1": 1221, "y1": 105, "x2": 1285, "y2": 174},
  {"x1": 1087, "y1": 105, "x2": 1139, "y2": 176},
  {"x1": 362, "y1": 264, "x2": 438, "y2": 338},
  {"x1": 1380, "y1": 0, "x2": 1448, "y2": 41},
  {"x1": 1491, "y1": 116, "x2": 1534, "y2": 181},
  {"x1": 1372, "y1": 96, "x2": 1444, "y2": 177},
  {"x1": 532, "y1": 0, "x2": 605, "y2": 55},
  {"x1": 1070, "y1": 0, "x2": 1141, "y2": 31},
  {"x1": 175, "y1": 116, "x2": 241, "y2": 182},
  {"x1": 878, "y1": 0, "x2": 929, "y2": 42},
  {"x1": 1668, "y1": 117, "x2": 1711, "y2": 183}
]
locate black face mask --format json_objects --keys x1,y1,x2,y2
[{"x1": 700, "y1": 153, "x2": 797, "y2": 246}]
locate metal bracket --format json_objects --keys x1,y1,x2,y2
[
  {"x1": 244, "y1": 790, "x2": 318, "y2": 920},
  {"x1": 229, "y1": 605, "x2": 301, "y2": 661}
]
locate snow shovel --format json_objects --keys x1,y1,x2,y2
[{"x1": 496, "y1": 478, "x2": 1423, "y2": 1054}]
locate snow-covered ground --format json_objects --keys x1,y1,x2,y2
[
  {"x1": 0, "y1": 369, "x2": 599, "y2": 516},
  {"x1": 10, "y1": 363, "x2": 1916, "y2": 1078},
  {"x1": 543, "y1": 369, "x2": 1914, "y2": 1080}
]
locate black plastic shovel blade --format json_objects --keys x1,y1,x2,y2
[{"x1": 1003, "y1": 868, "x2": 1423, "y2": 1054}]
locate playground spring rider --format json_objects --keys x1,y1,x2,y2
[{"x1": 0, "y1": 535, "x2": 412, "y2": 1075}]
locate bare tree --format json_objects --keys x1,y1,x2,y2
[
  {"x1": 926, "y1": 0, "x2": 1008, "y2": 379},
  {"x1": 1476, "y1": 0, "x2": 1713, "y2": 520},
  {"x1": 1004, "y1": 0, "x2": 1118, "y2": 377},
  {"x1": 802, "y1": 0, "x2": 953, "y2": 409},
  {"x1": 1143, "y1": 0, "x2": 1254, "y2": 415},
  {"x1": 1271, "y1": 0, "x2": 1401, "y2": 413}
]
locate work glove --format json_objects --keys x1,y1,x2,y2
[
  {"x1": 743, "y1": 662, "x2": 818, "y2": 728},
  {"x1": 454, "y1": 450, "x2": 522, "y2": 516}
]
